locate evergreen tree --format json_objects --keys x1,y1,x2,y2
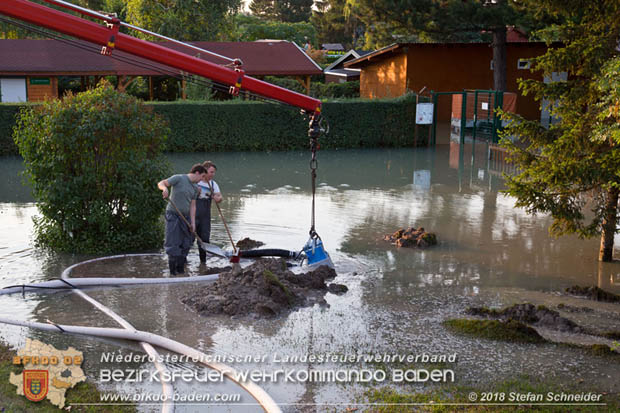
[
  {"x1": 275, "y1": 0, "x2": 313, "y2": 23},
  {"x1": 311, "y1": 0, "x2": 362, "y2": 49},
  {"x1": 501, "y1": 1, "x2": 620, "y2": 261},
  {"x1": 250, "y1": 0, "x2": 277, "y2": 20}
]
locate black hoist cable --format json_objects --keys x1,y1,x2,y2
[{"x1": 308, "y1": 114, "x2": 323, "y2": 240}]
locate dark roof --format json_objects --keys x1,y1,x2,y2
[
  {"x1": 321, "y1": 43, "x2": 345, "y2": 51},
  {"x1": 0, "y1": 39, "x2": 322, "y2": 76},
  {"x1": 324, "y1": 49, "x2": 371, "y2": 72},
  {"x1": 344, "y1": 41, "x2": 549, "y2": 69}
]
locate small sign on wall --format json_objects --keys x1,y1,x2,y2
[{"x1": 416, "y1": 102, "x2": 434, "y2": 125}]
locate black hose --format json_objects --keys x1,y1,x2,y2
[{"x1": 238, "y1": 249, "x2": 298, "y2": 258}]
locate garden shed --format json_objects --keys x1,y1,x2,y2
[{"x1": 344, "y1": 38, "x2": 550, "y2": 123}]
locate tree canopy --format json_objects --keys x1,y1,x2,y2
[
  {"x1": 125, "y1": 0, "x2": 241, "y2": 41},
  {"x1": 233, "y1": 14, "x2": 317, "y2": 45},
  {"x1": 500, "y1": 0, "x2": 620, "y2": 261},
  {"x1": 312, "y1": 0, "x2": 362, "y2": 50}
]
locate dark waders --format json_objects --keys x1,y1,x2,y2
[
  {"x1": 164, "y1": 210, "x2": 194, "y2": 275},
  {"x1": 195, "y1": 197, "x2": 212, "y2": 263}
]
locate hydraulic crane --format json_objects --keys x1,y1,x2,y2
[{"x1": 0, "y1": 0, "x2": 331, "y2": 267}]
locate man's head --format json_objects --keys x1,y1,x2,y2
[
  {"x1": 189, "y1": 164, "x2": 207, "y2": 183},
  {"x1": 202, "y1": 161, "x2": 217, "y2": 181}
]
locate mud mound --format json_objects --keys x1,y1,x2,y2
[
  {"x1": 565, "y1": 286, "x2": 620, "y2": 303},
  {"x1": 383, "y1": 227, "x2": 437, "y2": 248},
  {"x1": 182, "y1": 258, "x2": 339, "y2": 318},
  {"x1": 236, "y1": 237, "x2": 265, "y2": 250},
  {"x1": 466, "y1": 303, "x2": 588, "y2": 334}
]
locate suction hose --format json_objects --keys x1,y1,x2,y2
[
  {"x1": 0, "y1": 317, "x2": 281, "y2": 413},
  {"x1": 238, "y1": 249, "x2": 299, "y2": 258}
]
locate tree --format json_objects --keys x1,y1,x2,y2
[
  {"x1": 345, "y1": 0, "x2": 538, "y2": 91},
  {"x1": 233, "y1": 14, "x2": 317, "y2": 45},
  {"x1": 250, "y1": 0, "x2": 277, "y2": 20},
  {"x1": 275, "y1": 0, "x2": 313, "y2": 23},
  {"x1": 125, "y1": 0, "x2": 241, "y2": 41},
  {"x1": 311, "y1": 0, "x2": 362, "y2": 49},
  {"x1": 13, "y1": 82, "x2": 171, "y2": 253},
  {"x1": 500, "y1": 1, "x2": 620, "y2": 261}
]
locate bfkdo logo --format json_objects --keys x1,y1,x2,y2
[{"x1": 23, "y1": 370, "x2": 49, "y2": 402}]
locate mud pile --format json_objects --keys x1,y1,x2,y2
[
  {"x1": 466, "y1": 303, "x2": 587, "y2": 334},
  {"x1": 182, "y1": 258, "x2": 344, "y2": 318},
  {"x1": 236, "y1": 237, "x2": 265, "y2": 250},
  {"x1": 565, "y1": 286, "x2": 620, "y2": 303},
  {"x1": 383, "y1": 227, "x2": 437, "y2": 248}
]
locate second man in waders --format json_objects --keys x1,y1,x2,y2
[{"x1": 196, "y1": 161, "x2": 222, "y2": 263}]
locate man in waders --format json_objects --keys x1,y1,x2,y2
[
  {"x1": 158, "y1": 164, "x2": 207, "y2": 275},
  {"x1": 196, "y1": 161, "x2": 223, "y2": 263}
]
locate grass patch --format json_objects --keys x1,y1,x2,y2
[
  {"x1": 0, "y1": 340, "x2": 136, "y2": 412},
  {"x1": 443, "y1": 319, "x2": 546, "y2": 343},
  {"x1": 263, "y1": 269, "x2": 294, "y2": 304},
  {"x1": 362, "y1": 376, "x2": 620, "y2": 412}
]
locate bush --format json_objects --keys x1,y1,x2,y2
[
  {"x1": 0, "y1": 104, "x2": 22, "y2": 156},
  {"x1": 13, "y1": 83, "x2": 171, "y2": 253}
]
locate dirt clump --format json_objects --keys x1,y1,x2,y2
[
  {"x1": 466, "y1": 303, "x2": 588, "y2": 334},
  {"x1": 182, "y1": 258, "x2": 340, "y2": 318},
  {"x1": 565, "y1": 286, "x2": 620, "y2": 303},
  {"x1": 383, "y1": 226, "x2": 437, "y2": 248},
  {"x1": 236, "y1": 237, "x2": 265, "y2": 250}
]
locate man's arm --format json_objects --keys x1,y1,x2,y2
[
  {"x1": 157, "y1": 179, "x2": 170, "y2": 198},
  {"x1": 190, "y1": 199, "x2": 196, "y2": 232},
  {"x1": 213, "y1": 192, "x2": 223, "y2": 204}
]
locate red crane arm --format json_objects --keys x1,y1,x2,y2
[{"x1": 0, "y1": 0, "x2": 322, "y2": 117}]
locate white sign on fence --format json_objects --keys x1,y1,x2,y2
[{"x1": 416, "y1": 102, "x2": 434, "y2": 125}]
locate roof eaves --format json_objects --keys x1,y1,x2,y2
[
  {"x1": 324, "y1": 50, "x2": 361, "y2": 71},
  {"x1": 291, "y1": 41, "x2": 323, "y2": 73},
  {"x1": 343, "y1": 43, "x2": 401, "y2": 68}
]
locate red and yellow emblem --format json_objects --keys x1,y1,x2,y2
[{"x1": 23, "y1": 370, "x2": 48, "y2": 402}]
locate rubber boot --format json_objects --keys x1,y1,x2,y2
[
  {"x1": 199, "y1": 247, "x2": 207, "y2": 263},
  {"x1": 168, "y1": 256, "x2": 177, "y2": 276},
  {"x1": 176, "y1": 255, "x2": 185, "y2": 274}
]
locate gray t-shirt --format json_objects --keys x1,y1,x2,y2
[{"x1": 165, "y1": 174, "x2": 199, "y2": 217}]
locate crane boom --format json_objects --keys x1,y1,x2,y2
[{"x1": 0, "y1": 0, "x2": 322, "y2": 117}]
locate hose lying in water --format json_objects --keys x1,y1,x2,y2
[
  {"x1": 238, "y1": 249, "x2": 299, "y2": 259},
  {"x1": 0, "y1": 274, "x2": 219, "y2": 296},
  {"x1": 0, "y1": 316, "x2": 281, "y2": 413},
  {"x1": 0, "y1": 253, "x2": 281, "y2": 413}
]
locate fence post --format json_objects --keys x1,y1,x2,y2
[{"x1": 460, "y1": 91, "x2": 467, "y2": 145}]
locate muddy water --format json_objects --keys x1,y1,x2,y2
[{"x1": 1, "y1": 142, "x2": 619, "y2": 412}]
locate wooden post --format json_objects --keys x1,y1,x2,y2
[
  {"x1": 149, "y1": 76, "x2": 154, "y2": 101},
  {"x1": 414, "y1": 94, "x2": 419, "y2": 147},
  {"x1": 181, "y1": 78, "x2": 187, "y2": 100}
]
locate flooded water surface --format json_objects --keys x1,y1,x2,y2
[{"x1": 1, "y1": 143, "x2": 619, "y2": 412}]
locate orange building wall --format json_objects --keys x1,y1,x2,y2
[
  {"x1": 26, "y1": 76, "x2": 58, "y2": 101},
  {"x1": 359, "y1": 53, "x2": 407, "y2": 99},
  {"x1": 400, "y1": 43, "x2": 547, "y2": 121},
  {"x1": 406, "y1": 44, "x2": 494, "y2": 122},
  {"x1": 505, "y1": 44, "x2": 547, "y2": 120}
]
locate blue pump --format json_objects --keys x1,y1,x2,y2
[{"x1": 303, "y1": 236, "x2": 334, "y2": 269}]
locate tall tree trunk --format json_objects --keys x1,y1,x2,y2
[
  {"x1": 492, "y1": 26, "x2": 507, "y2": 92},
  {"x1": 599, "y1": 186, "x2": 619, "y2": 262}
]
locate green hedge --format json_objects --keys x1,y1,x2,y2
[
  {"x1": 0, "y1": 104, "x2": 22, "y2": 156},
  {"x1": 1, "y1": 98, "x2": 421, "y2": 155}
]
